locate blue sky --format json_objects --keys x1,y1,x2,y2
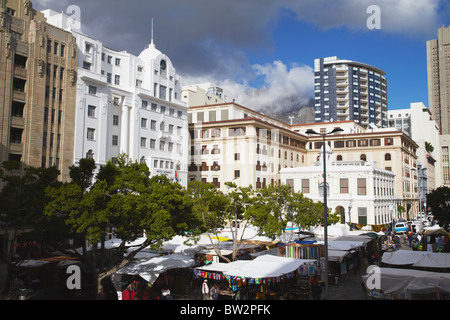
[{"x1": 34, "y1": 0, "x2": 449, "y2": 115}]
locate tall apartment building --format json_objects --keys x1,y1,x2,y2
[
  {"x1": 0, "y1": 0, "x2": 77, "y2": 181},
  {"x1": 43, "y1": 10, "x2": 189, "y2": 186},
  {"x1": 314, "y1": 56, "x2": 388, "y2": 129},
  {"x1": 427, "y1": 25, "x2": 450, "y2": 135}
]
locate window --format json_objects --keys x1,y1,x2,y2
[
  {"x1": 83, "y1": 61, "x2": 91, "y2": 70},
  {"x1": 337, "y1": 155, "x2": 343, "y2": 161},
  {"x1": 286, "y1": 179, "x2": 294, "y2": 188},
  {"x1": 115, "y1": 58, "x2": 121, "y2": 66},
  {"x1": 114, "y1": 75, "x2": 120, "y2": 85},
  {"x1": 113, "y1": 115, "x2": 119, "y2": 126},
  {"x1": 160, "y1": 85, "x2": 167, "y2": 100},
  {"x1": 385, "y1": 138, "x2": 394, "y2": 146},
  {"x1": 360, "y1": 154, "x2": 367, "y2": 161},
  {"x1": 107, "y1": 73, "x2": 112, "y2": 84},
  {"x1": 385, "y1": 153, "x2": 391, "y2": 161},
  {"x1": 151, "y1": 120, "x2": 157, "y2": 130},
  {"x1": 151, "y1": 103, "x2": 157, "y2": 112},
  {"x1": 141, "y1": 118, "x2": 147, "y2": 128},
  {"x1": 140, "y1": 137, "x2": 147, "y2": 148},
  {"x1": 107, "y1": 56, "x2": 112, "y2": 64},
  {"x1": 150, "y1": 139, "x2": 156, "y2": 149},
  {"x1": 234, "y1": 153, "x2": 240, "y2": 161},
  {"x1": 88, "y1": 85, "x2": 97, "y2": 95},
  {"x1": 234, "y1": 170, "x2": 240, "y2": 178},
  {"x1": 88, "y1": 105, "x2": 96, "y2": 117},
  {"x1": 178, "y1": 110, "x2": 183, "y2": 118},
  {"x1": 357, "y1": 178, "x2": 367, "y2": 195},
  {"x1": 87, "y1": 128, "x2": 95, "y2": 140},
  {"x1": 229, "y1": 127, "x2": 246, "y2": 136},
  {"x1": 358, "y1": 207, "x2": 367, "y2": 224},
  {"x1": 340, "y1": 178, "x2": 349, "y2": 193},
  {"x1": 301, "y1": 179, "x2": 310, "y2": 193},
  {"x1": 160, "y1": 106, "x2": 166, "y2": 114},
  {"x1": 160, "y1": 141, "x2": 165, "y2": 151},
  {"x1": 112, "y1": 135, "x2": 118, "y2": 146}
]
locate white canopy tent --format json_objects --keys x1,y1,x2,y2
[
  {"x1": 362, "y1": 267, "x2": 450, "y2": 299},
  {"x1": 382, "y1": 251, "x2": 450, "y2": 269},
  {"x1": 115, "y1": 253, "x2": 196, "y2": 284},
  {"x1": 196, "y1": 255, "x2": 316, "y2": 279}
]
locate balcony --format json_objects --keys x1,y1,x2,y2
[
  {"x1": 79, "y1": 68, "x2": 107, "y2": 86},
  {"x1": 14, "y1": 66, "x2": 27, "y2": 79}
]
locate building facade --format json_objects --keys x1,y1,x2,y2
[
  {"x1": 387, "y1": 102, "x2": 440, "y2": 190},
  {"x1": 280, "y1": 145, "x2": 397, "y2": 226},
  {"x1": 293, "y1": 122, "x2": 419, "y2": 220},
  {"x1": 188, "y1": 102, "x2": 308, "y2": 192},
  {"x1": 427, "y1": 25, "x2": 450, "y2": 135},
  {"x1": 314, "y1": 56, "x2": 388, "y2": 129},
  {"x1": 43, "y1": 10, "x2": 189, "y2": 186},
  {"x1": 0, "y1": 0, "x2": 77, "y2": 182}
]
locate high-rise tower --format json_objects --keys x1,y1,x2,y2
[
  {"x1": 427, "y1": 25, "x2": 450, "y2": 135},
  {"x1": 314, "y1": 56, "x2": 388, "y2": 128},
  {"x1": 0, "y1": 0, "x2": 78, "y2": 181}
]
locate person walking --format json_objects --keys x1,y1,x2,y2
[
  {"x1": 412, "y1": 237, "x2": 419, "y2": 251},
  {"x1": 202, "y1": 280, "x2": 210, "y2": 300},
  {"x1": 311, "y1": 275, "x2": 322, "y2": 300}
]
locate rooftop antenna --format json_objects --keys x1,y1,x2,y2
[{"x1": 151, "y1": 18, "x2": 154, "y2": 45}]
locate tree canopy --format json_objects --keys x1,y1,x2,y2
[
  {"x1": 426, "y1": 186, "x2": 450, "y2": 231},
  {"x1": 44, "y1": 154, "x2": 202, "y2": 296}
]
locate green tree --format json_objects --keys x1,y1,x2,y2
[
  {"x1": 426, "y1": 186, "x2": 450, "y2": 231},
  {"x1": 45, "y1": 154, "x2": 202, "y2": 297},
  {"x1": 0, "y1": 164, "x2": 62, "y2": 298},
  {"x1": 249, "y1": 183, "x2": 334, "y2": 242},
  {"x1": 187, "y1": 180, "x2": 230, "y2": 260}
]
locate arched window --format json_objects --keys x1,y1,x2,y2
[
  {"x1": 337, "y1": 155, "x2": 343, "y2": 161},
  {"x1": 86, "y1": 149, "x2": 94, "y2": 159},
  {"x1": 360, "y1": 154, "x2": 367, "y2": 161},
  {"x1": 385, "y1": 153, "x2": 391, "y2": 161}
]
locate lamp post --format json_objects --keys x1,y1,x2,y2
[{"x1": 305, "y1": 127, "x2": 343, "y2": 299}]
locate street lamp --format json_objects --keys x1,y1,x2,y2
[{"x1": 305, "y1": 127, "x2": 343, "y2": 299}]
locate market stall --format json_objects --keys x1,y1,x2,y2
[
  {"x1": 115, "y1": 253, "x2": 196, "y2": 300},
  {"x1": 194, "y1": 255, "x2": 318, "y2": 300}
]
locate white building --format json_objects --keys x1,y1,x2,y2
[
  {"x1": 280, "y1": 145, "x2": 398, "y2": 227},
  {"x1": 42, "y1": 10, "x2": 189, "y2": 186},
  {"x1": 387, "y1": 102, "x2": 440, "y2": 190}
]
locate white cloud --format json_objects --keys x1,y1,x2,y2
[
  {"x1": 282, "y1": 0, "x2": 441, "y2": 37},
  {"x1": 183, "y1": 60, "x2": 314, "y2": 115}
]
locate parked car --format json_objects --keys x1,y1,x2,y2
[{"x1": 394, "y1": 223, "x2": 409, "y2": 233}]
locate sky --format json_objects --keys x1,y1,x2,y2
[{"x1": 33, "y1": 0, "x2": 450, "y2": 119}]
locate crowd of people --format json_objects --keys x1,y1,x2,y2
[{"x1": 381, "y1": 229, "x2": 448, "y2": 253}]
